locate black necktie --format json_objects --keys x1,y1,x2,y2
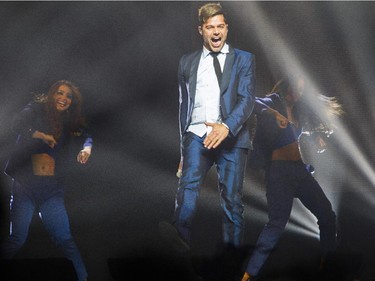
[{"x1": 210, "y1": 52, "x2": 222, "y2": 85}]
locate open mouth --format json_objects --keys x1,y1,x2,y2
[
  {"x1": 211, "y1": 37, "x2": 222, "y2": 48},
  {"x1": 56, "y1": 100, "x2": 68, "y2": 110},
  {"x1": 57, "y1": 100, "x2": 66, "y2": 106}
]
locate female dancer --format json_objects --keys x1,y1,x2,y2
[
  {"x1": 242, "y1": 75, "x2": 343, "y2": 280},
  {"x1": 1, "y1": 80, "x2": 92, "y2": 281}
]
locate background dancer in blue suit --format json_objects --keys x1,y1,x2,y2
[{"x1": 160, "y1": 2, "x2": 255, "y2": 278}]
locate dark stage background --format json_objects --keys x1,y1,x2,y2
[{"x1": 1, "y1": 1, "x2": 375, "y2": 281}]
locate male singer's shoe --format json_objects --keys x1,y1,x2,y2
[
  {"x1": 240, "y1": 272, "x2": 255, "y2": 281},
  {"x1": 158, "y1": 221, "x2": 190, "y2": 254}
]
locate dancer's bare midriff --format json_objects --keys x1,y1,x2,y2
[
  {"x1": 271, "y1": 141, "x2": 302, "y2": 161},
  {"x1": 31, "y1": 153, "x2": 55, "y2": 176}
]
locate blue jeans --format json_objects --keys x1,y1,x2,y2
[
  {"x1": 173, "y1": 132, "x2": 248, "y2": 248},
  {"x1": 246, "y1": 160, "x2": 337, "y2": 276},
  {"x1": 1, "y1": 179, "x2": 88, "y2": 281}
]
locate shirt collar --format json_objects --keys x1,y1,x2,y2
[{"x1": 202, "y1": 43, "x2": 229, "y2": 58}]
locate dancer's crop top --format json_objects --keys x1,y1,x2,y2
[
  {"x1": 273, "y1": 122, "x2": 301, "y2": 150},
  {"x1": 5, "y1": 101, "x2": 93, "y2": 180}
]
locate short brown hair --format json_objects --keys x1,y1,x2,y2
[{"x1": 198, "y1": 2, "x2": 227, "y2": 26}]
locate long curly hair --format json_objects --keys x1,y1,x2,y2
[{"x1": 45, "y1": 80, "x2": 84, "y2": 139}]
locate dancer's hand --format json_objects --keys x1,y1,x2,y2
[
  {"x1": 267, "y1": 108, "x2": 288, "y2": 128},
  {"x1": 77, "y1": 147, "x2": 91, "y2": 164},
  {"x1": 33, "y1": 131, "x2": 57, "y2": 148}
]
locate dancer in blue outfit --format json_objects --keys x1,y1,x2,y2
[
  {"x1": 242, "y1": 75, "x2": 343, "y2": 281},
  {"x1": 1, "y1": 80, "x2": 93, "y2": 281}
]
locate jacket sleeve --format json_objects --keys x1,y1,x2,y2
[
  {"x1": 83, "y1": 135, "x2": 93, "y2": 149},
  {"x1": 11, "y1": 103, "x2": 39, "y2": 140},
  {"x1": 178, "y1": 55, "x2": 189, "y2": 158},
  {"x1": 254, "y1": 96, "x2": 274, "y2": 115},
  {"x1": 222, "y1": 53, "x2": 255, "y2": 137},
  {"x1": 74, "y1": 126, "x2": 93, "y2": 149},
  {"x1": 178, "y1": 55, "x2": 188, "y2": 138}
]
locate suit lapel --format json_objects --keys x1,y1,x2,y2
[
  {"x1": 188, "y1": 47, "x2": 233, "y2": 98},
  {"x1": 188, "y1": 51, "x2": 201, "y2": 101},
  {"x1": 221, "y1": 46, "x2": 235, "y2": 95}
]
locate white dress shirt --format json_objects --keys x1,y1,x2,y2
[{"x1": 188, "y1": 43, "x2": 229, "y2": 137}]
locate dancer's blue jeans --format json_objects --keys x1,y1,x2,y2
[
  {"x1": 1, "y1": 179, "x2": 88, "y2": 281},
  {"x1": 246, "y1": 160, "x2": 337, "y2": 276}
]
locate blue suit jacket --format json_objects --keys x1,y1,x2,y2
[{"x1": 178, "y1": 45, "x2": 256, "y2": 151}]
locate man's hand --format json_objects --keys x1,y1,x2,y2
[
  {"x1": 176, "y1": 160, "x2": 183, "y2": 178},
  {"x1": 203, "y1": 122, "x2": 229, "y2": 149}
]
